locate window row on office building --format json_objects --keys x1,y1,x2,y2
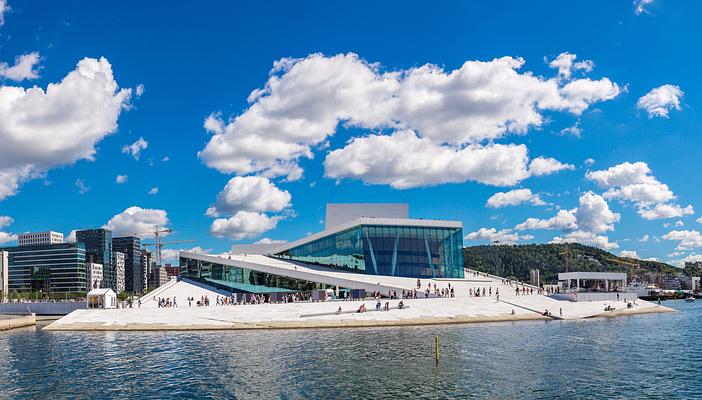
[{"x1": 0, "y1": 229, "x2": 157, "y2": 297}]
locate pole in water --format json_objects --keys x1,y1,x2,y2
[{"x1": 435, "y1": 335, "x2": 439, "y2": 364}]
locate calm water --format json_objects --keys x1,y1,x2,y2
[{"x1": 0, "y1": 301, "x2": 700, "y2": 399}]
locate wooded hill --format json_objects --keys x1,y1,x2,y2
[{"x1": 463, "y1": 243, "x2": 685, "y2": 283}]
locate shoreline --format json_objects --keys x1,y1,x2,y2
[
  {"x1": 0, "y1": 314, "x2": 37, "y2": 331},
  {"x1": 42, "y1": 300, "x2": 676, "y2": 332}
]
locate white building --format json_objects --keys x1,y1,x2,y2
[
  {"x1": 112, "y1": 251, "x2": 126, "y2": 293},
  {"x1": 141, "y1": 250, "x2": 152, "y2": 292},
  {"x1": 0, "y1": 251, "x2": 8, "y2": 302},
  {"x1": 18, "y1": 231, "x2": 64, "y2": 247},
  {"x1": 86, "y1": 262, "x2": 103, "y2": 290},
  {"x1": 87, "y1": 288, "x2": 117, "y2": 309}
]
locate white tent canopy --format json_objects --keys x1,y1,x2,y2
[{"x1": 87, "y1": 288, "x2": 117, "y2": 309}]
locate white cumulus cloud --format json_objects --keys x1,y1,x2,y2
[
  {"x1": 586, "y1": 161, "x2": 692, "y2": 220},
  {"x1": 103, "y1": 206, "x2": 170, "y2": 238},
  {"x1": 115, "y1": 174, "x2": 128, "y2": 184},
  {"x1": 0, "y1": 215, "x2": 12, "y2": 229},
  {"x1": 516, "y1": 209, "x2": 578, "y2": 231},
  {"x1": 210, "y1": 211, "x2": 281, "y2": 241},
  {"x1": 637, "y1": 84, "x2": 683, "y2": 118},
  {"x1": 0, "y1": 52, "x2": 41, "y2": 81},
  {"x1": 206, "y1": 175, "x2": 291, "y2": 217},
  {"x1": 548, "y1": 52, "x2": 593, "y2": 80},
  {"x1": 662, "y1": 230, "x2": 702, "y2": 250},
  {"x1": 528, "y1": 156, "x2": 575, "y2": 177},
  {"x1": 0, "y1": 214, "x2": 16, "y2": 244},
  {"x1": 0, "y1": 231, "x2": 16, "y2": 244},
  {"x1": 0, "y1": 57, "x2": 131, "y2": 201},
  {"x1": 618, "y1": 250, "x2": 640, "y2": 259},
  {"x1": 161, "y1": 246, "x2": 210, "y2": 262},
  {"x1": 551, "y1": 231, "x2": 619, "y2": 250},
  {"x1": 464, "y1": 227, "x2": 533, "y2": 244},
  {"x1": 517, "y1": 192, "x2": 620, "y2": 250},
  {"x1": 486, "y1": 188, "x2": 545, "y2": 208},
  {"x1": 65, "y1": 230, "x2": 77, "y2": 243},
  {"x1": 200, "y1": 53, "x2": 619, "y2": 183},
  {"x1": 324, "y1": 130, "x2": 530, "y2": 189},
  {"x1": 122, "y1": 137, "x2": 148, "y2": 160}
]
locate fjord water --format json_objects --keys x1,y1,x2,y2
[{"x1": 1, "y1": 301, "x2": 700, "y2": 399}]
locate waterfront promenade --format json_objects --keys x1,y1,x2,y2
[
  {"x1": 44, "y1": 273, "x2": 674, "y2": 331},
  {"x1": 0, "y1": 314, "x2": 36, "y2": 331}
]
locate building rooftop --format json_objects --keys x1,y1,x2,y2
[{"x1": 268, "y1": 216, "x2": 462, "y2": 255}]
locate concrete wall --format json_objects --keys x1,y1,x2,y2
[
  {"x1": 550, "y1": 292, "x2": 638, "y2": 302},
  {"x1": 0, "y1": 314, "x2": 36, "y2": 330},
  {"x1": 0, "y1": 302, "x2": 86, "y2": 315}
]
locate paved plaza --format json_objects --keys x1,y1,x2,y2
[{"x1": 45, "y1": 271, "x2": 674, "y2": 331}]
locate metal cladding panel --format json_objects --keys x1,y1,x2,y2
[{"x1": 326, "y1": 203, "x2": 408, "y2": 229}]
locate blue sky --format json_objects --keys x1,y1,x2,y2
[{"x1": 0, "y1": 0, "x2": 701, "y2": 265}]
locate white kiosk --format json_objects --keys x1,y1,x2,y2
[{"x1": 87, "y1": 288, "x2": 117, "y2": 309}]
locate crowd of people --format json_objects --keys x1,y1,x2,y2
[{"x1": 141, "y1": 271, "x2": 565, "y2": 312}]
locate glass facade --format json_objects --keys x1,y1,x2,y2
[
  {"x1": 277, "y1": 224, "x2": 464, "y2": 279},
  {"x1": 113, "y1": 236, "x2": 143, "y2": 294},
  {"x1": 76, "y1": 229, "x2": 113, "y2": 290},
  {"x1": 0, "y1": 243, "x2": 87, "y2": 294},
  {"x1": 180, "y1": 256, "x2": 339, "y2": 293}
]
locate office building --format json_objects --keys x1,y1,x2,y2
[
  {"x1": 86, "y1": 262, "x2": 103, "y2": 290},
  {"x1": 113, "y1": 251, "x2": 126, "y2": 293},
  {"x1": 148, "y1": 266, "x2": 169, "y2": 289},
  {"x1": 1, "y1": 251, "x2": 8, "y2": 301},
  {"x1": 164, "y1": 263, "x2": 181, "y2": 278},
  {"x1": 180, "y1": 203, "x2": 464, "y2": 294},
  {"x1": 18, "y1": 231, "x2": 64, "y2": 247},
  {"x1": 112, "y1": 237, "x2": 142, "y2": 294},
  {"x1": 76, "y1": 229, "x2": 113, "y2": 290},
  {"x1": 142, "y1": 249, "x2": 153, "y2": 291},
  {"x1": 0, "y1": 242, "x2": 87, "y2": 295}
]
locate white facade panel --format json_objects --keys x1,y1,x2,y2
[
  {"x1": 326, "y1": 203, "x2": 408, "y2": 229},
  {"x1": 18, "y1": 231, "x2": 64, "y2": 247}
]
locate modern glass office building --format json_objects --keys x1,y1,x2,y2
[
  {"x1": 0, "y1": 243, "x2": 87, "y2": 294},
  {"x1": 275, "y1": 221, "x2": 464, "y2": 279},
  {"x1": 76, "y1": 229, "x2": 113, "y2": 290},
  {"x1": 113, "y1": 236, "x2": 143, "y2": 294}
]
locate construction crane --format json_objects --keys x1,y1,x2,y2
[
  {"x1": 604, "y1": 257, "x2": 640, "y2": 271},
  {"x1": 558, "y1": 245, "x2": 573, "y2": 273},
  {"x1": 135, "y1": 226, "x2": 195, "y2": 269}
]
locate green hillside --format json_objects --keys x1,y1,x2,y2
[{"x1": 463, "y1": 243, "x2": 683, "y2": 283}]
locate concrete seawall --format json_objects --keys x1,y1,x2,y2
[{"x1": 0, "y1": 314, "x2": 36, "y2": 331}]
